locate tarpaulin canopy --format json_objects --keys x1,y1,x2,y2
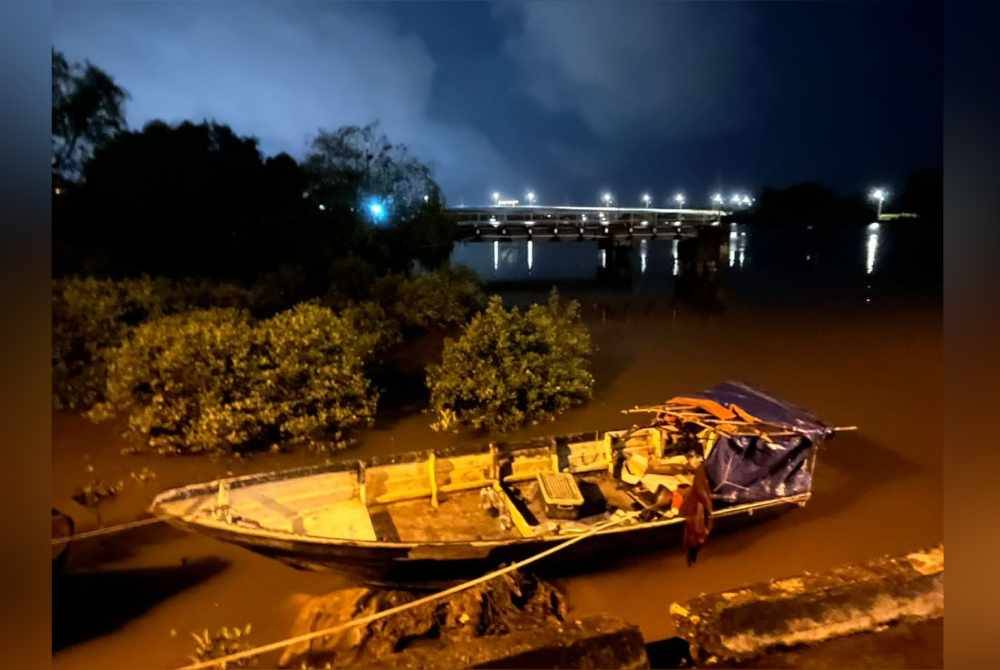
[{"x1": 689, "y1": 382, "x2": 833, "y2": 504}]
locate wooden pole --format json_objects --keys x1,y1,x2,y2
[{"x1": 428, "y1": 451, "x2": 438, "y2": 509}]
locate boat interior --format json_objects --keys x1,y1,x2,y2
[{"x1": 154, "y1": 426, "x2": 714, "y2": 544}]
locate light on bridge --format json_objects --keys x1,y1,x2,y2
[{"x1": 869, "y1": 187, "x2": 889, "y2": 218}]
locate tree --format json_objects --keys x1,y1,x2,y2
[
  {"x1": 426, "y1": 292, "x2": 594, "y2": 433},
  {"x1": 73, "y1": 120, "x2": 306, "y2": 280},
  {"x1": 93, "y1": 304, "x2": 382, "y2": 454},
  {"x1": 52, "y1": 49, "x2": 129, "y2": 183},
  {"x1": 898, "y1": 168, "x2": 942, "y2": 223},
  {"x1": 304, "y1": 122, "x2": 441, "y2": 220},
  {"x1": 748, "y1": 182, "x2": 869, "y2": 226}
]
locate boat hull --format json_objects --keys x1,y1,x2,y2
[{"x1": 164, "y1": 495, "x2": 806, "y2": 588}]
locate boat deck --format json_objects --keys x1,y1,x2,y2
[
  {"x1": 153, "y1": 426, "x2": 715, "y2": 545},
  {"x1": 370, "y1": 490, "x2": 518, "y2": 543}
]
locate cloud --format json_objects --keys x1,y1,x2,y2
[
  {"x1": 499, "y1": 1, "x2": 759, "y2": 141},
  {"x1": 52, "y1": 1, "x2": 516, "y2": 201}
]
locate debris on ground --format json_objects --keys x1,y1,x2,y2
[
  {"x1": 189, "y1": 624, "x2": 256, "y2": 667},
  {"x1": 279, "y1": 570, "x2": 647, "y2": 669},
  {"x1": 72, "y1": 478, "x2": 124, "y2": 507},
  {"x1": 129, "y1": 466, "x2": 158, "y2": 483}
]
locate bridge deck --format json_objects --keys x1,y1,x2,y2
[{"x1": 448, "y1": 205, "x2": 727, "y2": 240}]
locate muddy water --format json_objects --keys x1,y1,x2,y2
[{"x1": 52, "y1": 222, "x2": 942, "y2": 668}]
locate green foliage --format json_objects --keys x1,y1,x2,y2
[
  {"x1": 426, "y1": 291, "x2": 594, "y2": 433},
  {"x1": 338, "y1": 301, "x2": 401, "y2": 361},
  {"x1": 53, "y1": 276, "x2": 166, "y2": 410},
  {"x1": 52, "y1": 276, "x2": 256, "y2": 410},
  {"x1": 373, "y1": 265, "x2": 486, "y2": 331},
  {"x1": 92, "y1": 304, "x2": 379, "y2": 454},
  {"x1": 252, "y1": 304, "x2": 379, "y2": 450},
  {"x1": 327, "y1": 256, "x2": 378, "y2": 306}
]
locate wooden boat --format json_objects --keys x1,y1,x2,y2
[{"x1": 151, "y1": 382, "x2": 846, "y2": 586}]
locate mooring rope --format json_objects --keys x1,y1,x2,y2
[
  {"x1": 51, "y1": 515, "x2": 166, "y2": 546},
  {"x1": 175, "y1": 504, "x2": 659, "y2": 670}
]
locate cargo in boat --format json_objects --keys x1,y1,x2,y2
[{"x1": 150, "y1": 382, "x2": 843, "y2": 585}]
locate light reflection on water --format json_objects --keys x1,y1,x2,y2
[
  {"x1": 866, "y1": 223, "x2": 880, "y2": 275},
  {"x1": 729, "y1": 226, "x2": 738, "y2": 268},
  {"x1": 449, "y1": 222, "x2": 936, "y2": 306}
]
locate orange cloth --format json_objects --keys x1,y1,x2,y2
[
  {"x1": 680, "y1": 465, "x2": 714, "y2": 565},
  {"x1": 665, "y1": 396, "x2": 762, "y2": 425},
  {"x1": 671, "y1": 489, "x2": 685, "y2": 511}
]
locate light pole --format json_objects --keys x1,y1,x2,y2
[
  {"x1": 492, "y1": 191, "x2": 500, "y2": 206},
  {"x1": 602, "y1": 192, "x2": 614, "y2": 207},
  {"x1": 712, "y1": 193, "x2": 724, "y2": 211},
  {"x1": 641, "y1": 193, "x2": 652, "y2": 208},
  {"x1": 674, "y1": 193, "x2": 686, "y2": 208},
  {"x1": 526, "y1": 190, "x2": 536, "y2": 206},
  {"x1": 869, "y1": 188, "x2": 888, "y2": 219}
]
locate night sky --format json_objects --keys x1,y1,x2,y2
[{"x1": 53, "y1": 1, "x2": 941, "y2": 207}]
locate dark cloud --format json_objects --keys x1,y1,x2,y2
[
  {"x1": 52, "y1": 1, "x2": 518, "y2": 202},
  {"x1": 54, "y1": 1, "x2": 940, "y2": 205},
  {"x1": 500, "y1": 1, "x2": 760, "y2": 141}
]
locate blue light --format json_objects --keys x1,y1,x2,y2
[{"x1": 364, "y1": 196, "x2": 389, "y2": 224}]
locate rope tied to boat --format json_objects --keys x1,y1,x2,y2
[
  {"x1": 51, "y1": 515, "x2": 167, "y2": 545},
  {"x1": 174, "y1": 501, "x2": 665, "y2": 670}
]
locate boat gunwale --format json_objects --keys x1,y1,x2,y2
[
  {"x1": 148, "y1": 429, "x2": 615, "y2": 504},
  {"x1": 154, "y1": 490, "x2": 812, "y2": 551}
]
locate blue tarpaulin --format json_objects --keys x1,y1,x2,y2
[{"x1": 693, "y1": 382, "x2": 833, "y2": 504}]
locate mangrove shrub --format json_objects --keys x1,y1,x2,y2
[
  {"x1": 93, "y1": 304, "x2": 379, "y2": 454},
  {"x1": 426, "y1": 292, "x2": 594, "y2": 433},
  {"x1": 53, "y1": 276, "x2": 166, "y2": 410},
  {"x1": 373, "y1": 265, "x2": 486, "y2": 331},
  {"x1": 53, "y1": 276, "x2": 256, "y2": 410}
]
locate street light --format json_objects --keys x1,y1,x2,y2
[
  {"x1": 712, "y1": 193, "x2": 724, "y2": 208},
  {"x1": 526, "y1": 190, "x2": 536, "y2": 205},
  {"x1": 674, "y1": 193, "x2": 686, "y2": 208},
  {"x1": 741, "y1": 195, "x2": 752, "y2": 207},
  {"x1": 641, "y1": 193, "x2": 652, "y2": 208},
  {"x1": 602, "y1": 192, "x2": 614, "y2": 207},
  {"x1": 492, "y1": 191, "x2": 500, "y2": 205},
  {"x1": 869, "y1": 188, "x2": 888, "y2": 219}
]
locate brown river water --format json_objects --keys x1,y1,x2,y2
[{"x1": 52, "y1": 222, "x2": 942, "y2": 668}]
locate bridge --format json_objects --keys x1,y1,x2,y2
[{"x1": 448, "y1": 205, "x2": 729, "y2": 241}]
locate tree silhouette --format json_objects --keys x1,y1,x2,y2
[
  {"x1": 52, "y1": 49, "x2": 129, "y2": 183},
  {"x1": 304, "y1": 122, "x2": 441, "y2": 219}
]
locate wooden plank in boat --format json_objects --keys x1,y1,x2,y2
[{"x1": 300, "y1": 498, "x2": 377, "y2": 541}]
